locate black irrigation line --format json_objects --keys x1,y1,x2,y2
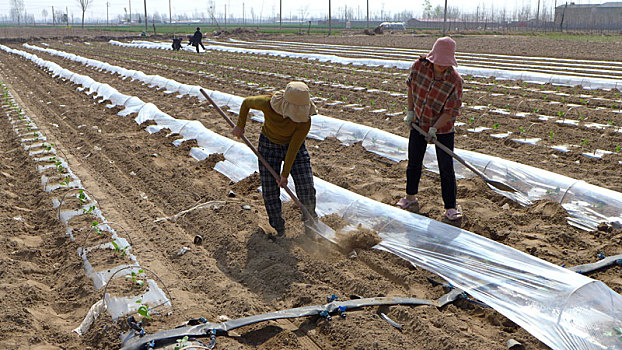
[{"x1": 120, "y1": 253, "x2": 622, "y2": 350}]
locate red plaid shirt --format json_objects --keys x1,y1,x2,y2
[{"x1": 406, "y1": 58, "x2": 462, "y2": 134}]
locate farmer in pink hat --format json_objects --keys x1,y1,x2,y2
[
  {"x1": 396, "y1": 36, "x2": 464, "y2": 222},
  {"x1": 233, "y1": 82, "x2": 318, "y2": 238}
]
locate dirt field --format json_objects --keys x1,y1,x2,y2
[{"x1": 1, "y1": 30, "x2": 621, "y2": 349}]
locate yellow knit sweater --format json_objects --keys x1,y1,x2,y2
[{"x1": 237, "y1": 95, "x2": 311, "y2": 178}]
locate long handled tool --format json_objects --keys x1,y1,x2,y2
[
  {"x1": 411, "y1": 123, "x2": 518, "y2": 193},
  {"x1": 199, "y1": 89, "x2": 336, "y2": 239}
]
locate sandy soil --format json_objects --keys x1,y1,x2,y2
[{"x1": 0, "y1": 32, "x2": 621, "y2": 349}]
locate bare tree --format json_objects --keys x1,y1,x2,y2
[
  {"x1": 41, "y1": 8, "x2": 48, "y2": 24},
  {"x1": 10, "y1": 0, "x2": 25, "y2": 25},
  {"x1": 77, "y1": 0, "x2": 92, "y2": 28}
]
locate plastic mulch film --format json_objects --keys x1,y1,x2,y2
[
  {"x1": 0, "y1": 45, "x2": 171, "y2": 321},
  {"x1": 22, "y1": 43, "x2": 622, "y2": 230},
  {"x1": 110, "y1": 39, "x2": 622, "y2": 90},
  {"x1": 326, "y1": 188, "x2": 622, "y2": 350},
  {"x1": 7, "y1": 43, "x2": 622, "y2": 349}
]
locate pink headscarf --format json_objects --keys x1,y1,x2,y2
[{"x1": 426, "y1": 37, "x2": 458, "y2": 67}]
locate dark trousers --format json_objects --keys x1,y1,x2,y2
[
  {"x1": 258, "y1": 133, "x2": 317, "y2": 233},
  {"x1": 195, "y1": 41, "x2": 206, "y2": 52},
  {"x1": 406, "y1": 129, "x2": 457, "y2": 209}
]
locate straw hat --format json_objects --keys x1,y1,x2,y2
[
  {"x1": 426, "y1": 36, "x2": 458, "y2": 67},
  {"x1": 270, "y1": 82, "x2": 317, "y2": 123}
]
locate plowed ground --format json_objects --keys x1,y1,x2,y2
[{"x1": 1, "y1": 34, "x2": 621, "y2": 350}]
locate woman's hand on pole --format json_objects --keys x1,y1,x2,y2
[
  {"x1": 232, "y1": 125, "x2": 244, "y2": 138},
  {"x1": 278, "y1": 176, "x2": 288, "y2": 188}
]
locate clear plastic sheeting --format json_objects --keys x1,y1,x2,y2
[
  {"x1": 100, "y1": 42, "x2": 622, "y2": 230},
  {"x1": 110, "y1": 40, "x2": 622, "y2": 91},
  {"x1": 0, "y1": 50, "x2": 171, "y2": 321},
  {"x1": 7, "y1": 43, "x2": 622, "y2": 350},
  {"x1": 338, "y1": 198, "x2": 622, "y2": 350}
]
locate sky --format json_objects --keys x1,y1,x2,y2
[{"x1": 1, "y1": 0, "x2": 607, "y2": 23}]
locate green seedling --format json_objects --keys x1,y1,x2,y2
[
  {"x1": 545, "y1": 187, "x2": 561, "y2": 196},
  {"x1": 615, "y1": 145, "x2": 621, "y2": 153},
  {"x1": 519, "y1": 126, "x2": 526, "y2": 135},
  {"x1": 505, "y1": 104, "x2": 510, "y2": 111},
  {"x1": 111, "y1": 241, "x2": 129, "y2": 257},
  {"x1": 578, "y1": 114, "x2": 585, "y2": 121},
  {"x1": 78, "y1": 189, "x2": 87, "y2": 204},
  {"x1": 608, "y1": 120, "x2": 615, "y2": 126},
  {"x1": 60, "y1": 176, "x2": 71, "y2": 187},
  {"x1": 549, "y1": 131, "x2": 554, "y2": 140},
  {"x1": 542, "y1": 94, "x2": 547, "y2": 100},
  {"x1": 561, "y1": 97, "x2": 565, "y2": 103},
  {"x1": 557, "y1": 111, "x2": 565, "y2": 118},
  {"x1": 370, "y1": 99, "x2": 375, "y2": 106},
  {"x1": 43, "y1": 143, "x2": 54, "y2": 152},
  {"x1": 533, "y1": 108, "x2": 539, "y2": 114},
  {"x1": 81, "y1": 205, "x2": 95, "y2": 215},
  {"x1": 55, "y1": 160, "x2": 64, "y2": 174},
  {"x1": 136, "y1": 299, "x2": 151, "y2": 319},
  {"x1": 468, "y1": 116, "x2": 476, "y2": 124},
  {"x1": 125, "y1": 269, "x2": 146, "y2": 288},
  {"x1": 92, "y1": 221, "x2": 103, "y2": 237},
  {"x1": 493, "y1": 123, "x2": 500, "y2": 130},
  {"x1": 581, "y1": 138, "x2": 589, "y2": 146},
  {"x1": 174, "y1": 336, "x2": 190, "y2": 350}
]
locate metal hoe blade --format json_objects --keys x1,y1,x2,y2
[{"x1": 411, "y1": 123, "x2": 519, "y2": 193}]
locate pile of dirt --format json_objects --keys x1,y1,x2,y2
[
  {"x1": 336, "y1": 224, "x2": 382, "y2": 252},
  {"x1": 197, "y1": 152, "x2": 225, "y2": 170},
  {"x1": 528, "y1": 200, "x2": 569, "y2": 224}
]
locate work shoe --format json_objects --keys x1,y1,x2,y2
[
  {"x1": 396, "y1": 197, "x2": 419, "y2": 211},
  {"x1": 444, "y1": 206, "x2": 463, "y2": 221}
]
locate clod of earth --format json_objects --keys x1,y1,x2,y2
[{"x1": 335, "y1": 224, "x2": 382, "y2": 251}]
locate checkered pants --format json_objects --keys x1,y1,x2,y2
[{"x1": 258, "y1": 133, "x2": 316, "y2": 233}]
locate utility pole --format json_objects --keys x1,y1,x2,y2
[
  {"x1": 143, "y1": 0, "x2": 147, "y2": 32},
  {"x1": 536, "y1": 0, "x2": 541, "y2": 26},
  {"x1": 52, "y1": 6, "x2": 55, "y2": 25},
  {"x1": 106, "y1": 2, "x2": 110, "y2": 25},
  {"x1": 129, "y1": 0, "x2": 132, "y2": 23},
  {"x1": 328, "y1": 0, "x2": 332, "y2": 36},
  {"x1": 279, "y1": 0, "x2": 282, "y2": 29},
  {"x1": 224, "y1": 4, "x2": 227, "y2": 30},
  {"x1": 168, "y1": 0, "x2": 171, "y2": 24},
  {"x1": 66, "y1": 6, "x2": 69, "y2": 26},
  {"x1": 366, "y1": 0, "x2": 369, "y2": 29},
  {"x1": 243, "y1": 2, "x2": 245, "y2": 26},
  {"x1": 442, "y1": 0, "x2": 448, "y2": 35}
]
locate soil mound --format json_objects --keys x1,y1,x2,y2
[
  {"x1": 528, "y1": 200, "x2": 569, "y2": 224},
  {"x1": 336, "y1": 224, "x2": 382, "y2": 251}
]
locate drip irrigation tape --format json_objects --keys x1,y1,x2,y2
[
  {"x1": 378, "y1": 312, "x2": 403, "y2": 330},
  {"x1": 567, "y1": 254, "x2": 622, "y2": 275},
  {"x1": 120, "y1": 296, "x2": 435, "y2": 350}
]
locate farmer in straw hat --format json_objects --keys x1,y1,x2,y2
[
  {"x1": 396, "y1": 36, "x2": 464, "y2": 222},
  {"x1": 233, "y1": 82, "x2": 318, "y2": 238}
]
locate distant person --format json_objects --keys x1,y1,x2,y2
[
  {"x1": 171, "y1": 37, "x2": 182, "y2": 51},
  {"x1": 396, "y1": 36, "x2": 464, "y2": 222},
  {"x1": 192, "y1": 27, "x2": 206, "y2": 53},
  {"x1": 232, "y1": 82, "x2": 318, "y2": 238}
]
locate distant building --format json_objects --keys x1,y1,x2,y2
[
  {"x1": 554, "y1": 2, "x2": 622, "y2": 30},
  {"x1": 406, "y1": 18, "x2": 493, "y2": 31}
]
